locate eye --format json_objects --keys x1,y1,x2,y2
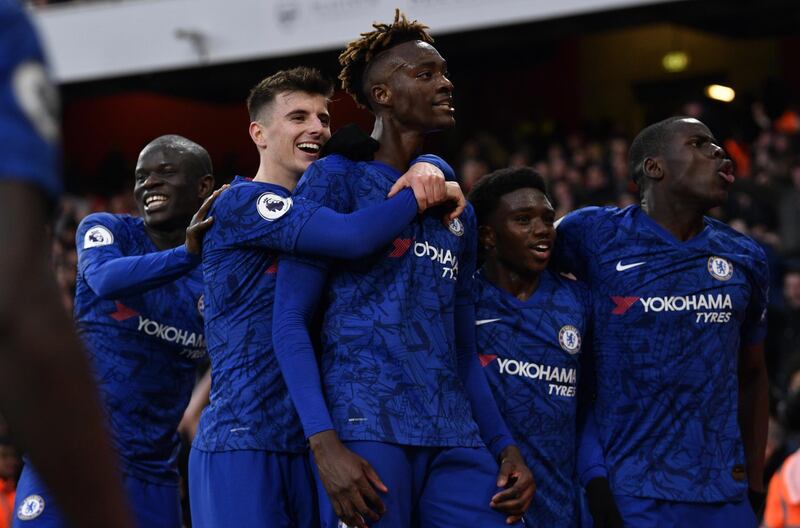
[
  {"x1": 319, "y1": 115, "x2": 331, "y2": 127},
  {"x1": 416, "y1": 70, "x2": 433, "y2": 79},
  {"x1": 514, "y1": 214, "x2": 531, "y2": 224}
]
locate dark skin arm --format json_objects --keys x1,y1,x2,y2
[
  {"x1": 738, "y1": 342, "x2": 768, "y2": 493},
  {"x1": 309, "y1": 430, "x2": 388, "y2": 528},
  {"x1": 490, "y1": 445, "x2": 536, "y2": 524},
  {"x1": 0, "y1": 182, "x2": 132, "y2": 528}
]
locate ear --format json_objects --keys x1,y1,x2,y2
[
  {"x1": 642, "y1": 157, "x2": 664, "y2": 182},
  {"x1": 478, "y1": 224, "x2": 496, "y2": 252},
  {"x1": 197, "y1": 173, "x2": 215, "y2": 200},
  {"x1": 249, "y1": 121, "x2": 268, "y2": 150},
  {"x1": 370, "y1": 83, "x2": 391, "y2": 108}
]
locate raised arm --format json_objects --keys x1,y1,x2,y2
[{"x1": 78, "y1": 188, "x2": 223, "y2": 299}]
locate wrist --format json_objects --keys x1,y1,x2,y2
[{"x1": 308, "y1": 429, "x2": 340, "y2": 456}]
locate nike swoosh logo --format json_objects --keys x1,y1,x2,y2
[
  {"x1": 475, "y1": 318, "x2": 502, "y2": 326},
  {"x1": 616, "y1": 261, "x2": 645, "y2": 272}
]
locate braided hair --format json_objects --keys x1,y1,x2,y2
[{"x1": 338, "y1": 9, "x2": 434, "y2": 108}]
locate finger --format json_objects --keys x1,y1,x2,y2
[
  {"x1": 433, "y1": 177, "x2": 446, "y2": 203},
  {"x1": 363, "y1": 463, "x2": 389, "y2": 494},
  {"x1": 412, "y1": 182, "x2": 429, "y2": 211},
  {"x1": 194, "y1": 217, "x2": 215, "y2": 232},
  {"x1": 387, "y1": 176, "x2": 408, "y2": 198},
  {"x1": 496, "y1": 465, "x2": 511, "y2": 488},
  {"x1": 197, "y1": 186, "x2": 225, "y2": 218},
  {"x1": 506, "y1": 514, "x2": 523, "y2": 525},
  {"x1": 449, "y1": 192, "x2": 467, "y2": 220},
  {"x1": 491, "y1": 494, "x2": 529, "y2": 515},
  {"x1": 358, "y1": 482, "x2": 385, "y2": 516},
  {"x1": 350, "y1": 489, "x2": 380, "y2": 523},
  {"x1": 422, "y1": 179, "x2": 437, "y2": 209},
  {"x1": 337, "y1": 499, "x2": 367, "y2": 528}
]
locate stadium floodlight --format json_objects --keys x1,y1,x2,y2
[
  {"x1": 705, "y1": 84, "x2": 736, "y2": 103},
  {"x1": 662, "y1": 51, "x2": 689, "y2": 72}
]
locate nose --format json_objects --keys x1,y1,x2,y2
[
  {"x1": 141, "y1": 172, "x2": 160, "y2": 188},
  {"x1": 307, "y1": 117, "x2": 326, "y2": 138},
  {"x1": 532, "y1": 218, "x2": 553, "y2": 236},
  {"x1": 439, "y1": 73, "x2": 454, "y2": 93},
  {"x1": 711, "y1": 142, "x2": 726, "y2": 159}
]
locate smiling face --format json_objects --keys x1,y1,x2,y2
[
  {"x1": 655, "y1": 118, "x2": 734, "y2": 208},
  {"x1": 254, "y1": 90, "x2": 331, "y2": 183},
  {"x1": 482, "y1": 187, "x2": 556, "y2": 276},
  {"x1": 368, "y1": 40, "x2": 455, "y2": 131},
  {"x1": 133, "y1": 145, "x2": 208, "y2": 231}
]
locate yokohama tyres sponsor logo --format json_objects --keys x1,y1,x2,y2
[
  {"x1": 496, "y1": 357, "x2": 577, "y2": 397},
  {"x1": 611, "y1": 293, "x2": 732, "y2": 314},
  {"x1": 137, "y1": 316, "x2": 206, "y2": 358},
  {"x1": 611, "y1": 293, "x2": 734, "y2": 323},
  {"x1": 413, "y1": 241, "x2": 459, "y2": 280}
]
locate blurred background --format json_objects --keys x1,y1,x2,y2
[{"x1": 8, "y1": 0, "x2": 800, "y2": 524}]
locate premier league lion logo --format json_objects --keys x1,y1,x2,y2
[{"x1": 256, "y1": 192, "x2": 292, "y2": 221}]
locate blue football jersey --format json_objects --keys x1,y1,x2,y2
[
  {"x1": 75, "y1": 213, "x2": 206, "y2": 484},
  {"x1": 554, "y1": 205, "x2": 768, "y2": 503},
  {"x1": 194, "y1": 176, "x2": 320, "y2": 453},
  {"x1": 291, "y1": 155, "x2": 482, "y2": 447},
  {"x1": 475, "y1": 268, "x2": 589, "y2": 527},
  {"x1": 0, "y1": 2, "x2": 60, "y2": 199}
]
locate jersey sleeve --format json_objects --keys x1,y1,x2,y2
[
  {"x1": 553, "y1": 207, "x2": 604, "y2": 281},
  {"x1": 211, "y1": 187, "x2": 321, "y2": 253},
  {"x1": 411, "y1": 154, "x2": 456, "y2": 182},
  {"x1": 742, "y1": 244, "x2": 769, "y2": 345},
  {"x1": 0, "y1": 5, "x2": 60, "y2": 200},
  {"x1": 456, "y1": 206, "x2": 478, "y2": 306},
  {"x1": 454, "y1": 207, "x2": 516, "y2": 458},
  {"x1": 272, "y1": 255, "x2": 335, "y2": 438},
  {"x1": 76, "y1": 213, "x2": 199, "y2": 299}
]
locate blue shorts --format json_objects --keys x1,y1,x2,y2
[
  {"x1": 613, "y1": 494, "x2": 756, "y2": 528},
  {"x1": 13, "y1": 464, "x2": 180, "y2": 528},
  {"x1": 188, "y1": 449, "x2": 318, "y2": 528},
  {"x1": 313, "y1": 441, "x2": 521, "y2": 528}
]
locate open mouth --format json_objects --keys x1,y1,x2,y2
[
  {"x1": 717, "y1": 160, "x2": 735, "y2": 185},
  {"x1": 433, "y1": 99, "x2": 455, "y2": 113},
  {"x1": 528, "y1": 241, "x2": 553, "y2": 258},
  {"x1": 297, "y1": 142, "x2": 321, "y2": 155},
  {"x1": 144, "y1": 193, "x2": 169, "y2": 212}
]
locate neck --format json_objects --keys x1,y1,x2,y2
[
  {"x1": 252, "y1": 156, "x2": 299, "y2": 192},
  {"x1": 640, "y1": 190, "x2": 707, "y2": 241},
  {"x1": 144, "y1": 222, "x2": 186, "y2": 251},
  {"x1": 483, "y1": 258, "x2": 541, "y2": 302},
  {"x1": 371, "y1": 114, "x2": 426, "y2": 172}
]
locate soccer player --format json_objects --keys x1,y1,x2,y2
[
  {"x1": 188, "y1": 67, "x2": 463, "y2": 528},
  {"x1": 0, "y1": 3, "x2": 132, "y2": 527},
  {"x1": 272, "y1": 12, "x2": 534, "y2": 528},
  {"x1": 556, "y1": 116, "x2": 769, "y2": 527},
  {"x1": 468, "y1": 167, "x2": 590, "y2": 527},
  {"x1": 14, "y1": 135, "x2": 222, "y2": 528}
]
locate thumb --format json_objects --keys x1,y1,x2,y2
[{"x1": 387, "y1": 176, "x2": 408, "y2": 198}]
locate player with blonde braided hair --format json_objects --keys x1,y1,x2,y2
[{"x1": 273, "y1": 10, "x2": 535, "y2": 528}]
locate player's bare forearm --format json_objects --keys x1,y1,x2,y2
[
  {"x1": 178, "y1": 367, "x2": 211, "y2": 441},
  {"x1": 309, "y1": 430, "x2": 388, "y2": 528},
  {"x1": 738, "y1": 342, "x2": 768, "y2": 492},
  {"x1": 0, "y1": 183, "x2": 132, "y2": 528}
]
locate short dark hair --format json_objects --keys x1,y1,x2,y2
[
  {"x1": 468, "y1": 167, "x2": 549, "y2": 226},
  {"x1": 338, "y1": 9, "x2": 434, "y2": 108},
  {"x1": 628, "y1": 116, "x2": 688, "y2": 188},
  {"x1": 247, "y1": 67, "x2": 334, "y2": 122},
  {"x1": 142, "y1": 134, "x2": 213, "y2": 177}
]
